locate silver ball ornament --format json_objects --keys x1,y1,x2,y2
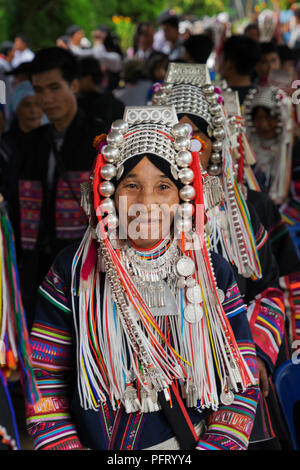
[
  {"x1": 101, "y1": 164, "x2": 117, "y2": 180},
  {"x1": 106, "y1": 130, "x2": 124, "y2": 147},
  {"x1": 176, "y1": 150, "x2": 193, "y2": 168},
  {"x1": 102, "y1": 145, "x2": 120, "y2": 163},
  {"x1": 111, "y1": 119, "x2": 128, "y2": 134},
  {"x1": 178, "y1": 167, "x2": 194, "y2": 184},
  {"x1": 99, "y1": 181, "x2": 115, "y2": 197},
  {"x1": 179, "y1": 185, "x2": 196, "y2": 201}
]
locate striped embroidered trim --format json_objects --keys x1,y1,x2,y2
[
  {"x1": 120, "y1": 412, "x2": 145, "y2": 450},
  {"x1": 222, "y1": 282, "x2": 246, "y2": 318},
  {"x1": 39, "y1": 267, "x2": 72, "y2": 314},
  {"x1": 197, "y1": 386, "x2": 259, "y2": 450},
  {"x1": 255, "y1": 224, "x2": 268, "y2": 251}
]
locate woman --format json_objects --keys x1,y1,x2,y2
[
  {"x1": 243, "y1": 85, "x2": 294, "y2": 207},
  {"x1": 25, "y1": 106, "x2": 259, "y2": 450},
  {"x1": 152, "y1": 63, "x2": 289, "y2": 449}
]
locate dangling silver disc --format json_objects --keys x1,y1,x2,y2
[
  {"x1": 220, "y1": 390, "x2": 235, "y2": 406},
  {"x1": 184, "y1": 303, "x2": 203, "y2": 323},
  {"x1": 186, "y1": 285, "x2": 202, "y2": 304},
  {"x1": 176, "y1": 256, "x2": 195, "y2": 278},
  {"x1": 217, "y1": 288, "x2": 225, "y2": 304}
]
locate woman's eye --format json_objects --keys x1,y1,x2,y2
[{"x1": 159, "y1": 184, "x2": 170, "y2": 190}]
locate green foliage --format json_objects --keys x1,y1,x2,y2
[{"x1": 0, "y1": 0, "x2": 234, "y2": 50}]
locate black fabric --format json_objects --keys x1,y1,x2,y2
[
  {"x1": 230, "y1": 85, "x2": 255, "y2": 105},
  {"x1": 157, "y1": 387, "x2": 198, "y2": 450},
  {"x1": 177, "y1": 113, "x2": 209, "y2": 138},
  {"x1": 232, "y1": 199, "x2": 280, "y2": 304},
  {"x1": 77, "y1": 90, "x2": 124, "y2": 132},
  {"x1": 247, "y1": 188, "x2": 300, "y2": 276}
]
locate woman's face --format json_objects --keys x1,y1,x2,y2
[
  {"x1": 252, "y1": 107, "x2": 278, "y2": 140},
  {"x1": 115, "y1": 156, "x2": 180, "y2": 249},
  {"x1": 17, "y1": 95, "x2": 43, "y2": 132},
  {"x1": 179, "y1": 115, "x2": 212, "y2": 170}
]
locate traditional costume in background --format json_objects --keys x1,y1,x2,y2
[
  {"x1": 16, "y1": 109, "x2": 105, "y2": 329},
  {"x1": 244, "y1": 85, "x2": 294, "y2": 206},
  {"x1": 225, "y1": 89, "x2": 299, "y2": 448},
  {"x1": 152, "y1": 63, "x2": 289, "y2": 448},
  {"x1": 0, "y1": 196, "x2": 40, "y2": 449},
  {"x1": 25, "y1": 105, "x2": 259, "y2": 450},
  {"x1": 244, "y1": 84, "x2": 300, "y2": 346}
]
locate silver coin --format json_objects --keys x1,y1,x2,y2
[
  {"x1": 176, "y1": 256, "x2": 195, "y2": 278},
  {"x1": 220, "y1": 390, "x2": 235, "y2": 406},
  {"x1": 186, "y1": 277, "x2": 196, "y2": 288},
  {"x1": 217, "y1": 288, "x2": 225, "y2": 304},
  {"x1": 186, "y1": 285, "x2": 202, "y2": 304},
  {"x1": 184, "y1": 303, "x2": 203, "y2": 323}
]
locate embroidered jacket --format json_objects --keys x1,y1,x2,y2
[{"x1": 26, "y1": 244, "x2": 259, "y2": 451}]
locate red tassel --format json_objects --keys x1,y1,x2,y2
[
  {"x1": 190, "y1": 152, "x2": 205, "y2": 239},
  {"x1": 93, "y1": 152, "x2": 106, "y2": 220},
  {"x1": 81, "y1": 238, "x2": 98, "y2": 282}
]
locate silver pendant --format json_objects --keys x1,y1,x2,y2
[
  {"x1": 176, "y1": 256, "x2": 195, "y2": 278},
  {"x1": 149, "y1": 281, "x2": 179, "y2": 317},
  {"x1": 220, "y1": 390, "x2": 235, "y2": 406},
  {"x1": 217, "y1": 288, "x2": 225, "y2": 304},
  {"x1": 184, "y1": 303, "x2": 203, "y2": 323},
  {"x1": 186, "y1": 285, "x2": 202, "y2": 304}
]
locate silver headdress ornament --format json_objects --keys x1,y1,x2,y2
[{"x1": 152, "y1": 63, "x2": 226, "y2": 177}]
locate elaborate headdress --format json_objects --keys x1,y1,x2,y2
[
  {"x1": 222, "y1": 89, "x2": 260, "y2": 192},
  {"x1": 243, "y1": 85, "x2": 294, "y2": 204},
  {"x1": 152, "y1": 63, "x2": 262, "y2": 280},
  {"x1": 76, "y1": 105, "x2": 255, "y2": 414}
]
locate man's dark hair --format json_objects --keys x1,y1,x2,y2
[
  {"x1": 78, "y1": 57, "x2": 103, "y2": 85},
  {"x1": 184, "y1": 34, "x2": 214, "y2": 63},
  {"x1": 15, "y1": 33, "x2": 29, "y2": 45},
  {"x1": 66, "y1": 24, "x2": 82, "y2": 38},
  {"x1": 222, "y1": 35, "x2": 262, "y2": 75},
  {"x1": 294, "y1": 7, "x2": 300, "y2": 20},
  {"x1": 160, "y1": 15, "x2": 179, "y2": 29},
  {"x1": 260, "y1": 41, "x2": 279, "y2": 56},
  {"x1": 244, "y1": 23, "x2": 259, "y2": 34},
  {"x1": 29, "y1": 47, "x2": 79, "y2": 83},
  {"x1": 277, "y1": 44, "x2": 297, "y2": 64},
  {"x1": 0, "y1": 41, "x2": 14, "y2": 56},
  {"x1": 121, "y1": 59, "x2": 147, "y2": 83},
  {"x1": 146, "y1": 52, "x2": 169, "y2": 81}
]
